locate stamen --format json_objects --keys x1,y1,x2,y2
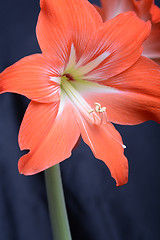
[
  {"x1": 89, "y1": 103, "x2": 107, "y2": 114},
  {"x1": 88, "y1": 104, "x2": 126, "y2": 149},
  {"x1": 95, "y1": 103, "x2": 101, "y2": 113},
  {"x1": 101, "y1": 121, "x2": 127, "y2": 150},
  {"x1": 103, "y1": 111, "x2": 108, "y2": 123},
  {"x1": 88, "y1": 102, "x2": 107, "y2": 125},
  {"x1": 99, "y1": 107, "x2": 106, "y2": 113},
  {"x1": 95, "y1": 103, "x2": 101, "y2": 107},
  {"x1": 106, "y1": 127, "x2": 127, "y2": 149}
]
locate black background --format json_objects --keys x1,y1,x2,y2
[{"x1": 0, "y1": 0, "x2": 160, "y2": 239}]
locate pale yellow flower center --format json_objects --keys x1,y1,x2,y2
[
  {"x1": 60, "y1": 44, "x2": 112, "y2": 125},
  {"x1": 61, "y1": 76, "x2": 104, "y2": 125},
  {"x1": 57, "y1": 44, "x2": 126, "y2": 149}
]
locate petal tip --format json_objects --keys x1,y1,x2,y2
[
  {"x1": 116, "y1": 175, "x2": 128, "y2": 187},
  {"x1": 114, "y1": 157, "x2": 129, "y2": 187},
  {"x1": 18, "y1": 155, "x2": 32, "y2": 176}
]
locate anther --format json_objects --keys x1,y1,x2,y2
[
  {"x1": 89, "y1": 103, "x2": 107, "y2": 114},
  {"x1": 88, "y1": 103, "x2": 126, "y2": 149},
  {"x1": 88, "y1": 103, "x2": 107, "y2": 124},
  {"x1": 95, "y1": 103, "x2": 101, "y2": 107},
  {"x1": 99, "y1": 107, "x2": 106, "y2": 113},
  {"x1": 95, "y1": 103, "x2": 101, "y2": 112}
]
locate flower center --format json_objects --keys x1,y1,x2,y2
[
  {"x1": 61, "y1": 76, "x2": 106, "y2": 125},
  {"x1": 59, "y1": 43, "x2": 111, "y2": 125},
  {"x1": 59, "y1": 44, "x2": 126, "y2": 148},
  {"x1": 63, "y1": 73, "x2": 75, "y2": 81},
  {"x1": 61, "y1": 76, "x2": 126, "y2": 149}
]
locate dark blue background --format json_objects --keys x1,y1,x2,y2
[{"x1": 0, "y1": 0, "x2": 160, "y2": 239}]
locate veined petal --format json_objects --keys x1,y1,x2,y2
[
  {"x1": 36, "y1": 0, "x2": 103, "y2": 62},
  {"x1": 0, "y1": 54, "x2": 62, "y2": 103},
  {"x1": 19, "y1": 100, "x2": 59, "y2": 151},
  {"x1": 101, "y1": 56, "x2": 160, "y2": 98},
  {"x1": 78, "y1": 12, "x2": 151, "y2": 80},
  {"x1": 74, "y1": 110, "x2": 128, "y2": 186},
  {"x1": 18, "y1": 95, "x2": 80, "y2": 175},
  {"x1": 77, "y1": 56, "x2": 160, "y2": 125}
]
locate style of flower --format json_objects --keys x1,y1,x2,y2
[
  {"x1": 94, "y1": 0, "x2": 160, "y2": 64},
  {"x1": 0, "y1": 0, "x2": 160, "y2": 186}
]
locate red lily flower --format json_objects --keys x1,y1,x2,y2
[
  {"x1": 94, "y1": 0, "x2": 160, "y2": 64},
  {"x1": 0, "y1": 0, "x2": 160, "y2": 186}
]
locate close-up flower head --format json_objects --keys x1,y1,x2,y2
[
  {"x1": 0, "y1": 0, "x2": 160, "y2": 239},
  {"x1": 0, "y1": 0, "x2": 160, "y2": 188}
]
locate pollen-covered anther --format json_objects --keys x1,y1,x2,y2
[
  {"x1": 95, "y1": 103, "x2": 106, "y2": 113},
  {"x1": 88, "y1": 104, "x2": 126, "y2": 149},
  {"x1": 88, "y1": 103, "x2": 108, "y2": 125},
  {"x1": 88, "y1": 103, "x2": 106, "y2": 114}
]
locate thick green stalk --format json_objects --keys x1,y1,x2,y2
[{"x1": 45, "y1": 164, "x2": 72, "y2": 240}]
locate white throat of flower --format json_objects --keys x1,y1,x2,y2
[
  {"x1": 61, "y1": 77, "x2": 105, "y2": 125},
  {"x1": 61, "y1": 44, "x2": 111, "y2": 125},
  {"x1": 53, "y1": 44, "x2": 126, "y2": 149},
  {"x1": 63, "y1": 44, "x2": 110, "y2": 80}
]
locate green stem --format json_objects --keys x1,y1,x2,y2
[{"x1": 45, "y1": 164, "x2": 72, "y2": 240}]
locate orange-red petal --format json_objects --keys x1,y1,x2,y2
[
  {"x1": 18, "y1": 97, "x2": 80, "y2": 175},
  {"x1": 101, "y1": 56, "x2": 160, "y2": 98},
  {"x1": 36, "y1": 0, "x2": 103, "y2": 62},
  {"x1": 18, "y1": 100, "x2": 59, "y2": 151},
  {"x1": 80, "y1": 12, "x2": 151, "y2": 80},
  {"x1": 75, "y1": 110, "x2": 128, "y2": 186},
  {"x1": 0, "y1": 54, "x2": 62, "y2": 103},
  {"x1": 85, "y1": 56, "x2": 160, "y2": 124}
]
